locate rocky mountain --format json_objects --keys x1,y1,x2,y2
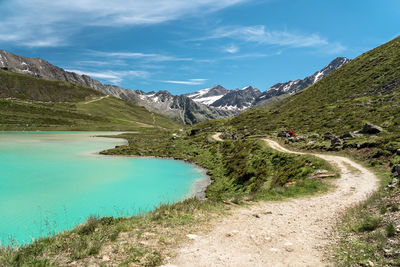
[
  {"x1": 210, "y1": 86, "x2": 262, "y2": 110},
  {"x1": 254, "y1": 57, "x2": 350, "y2": 106},
  {"x1": 186, "y1": 85, "x2": 229, "y2": 105},
  {"x1": 0, "y1": 50, "x2": 229, "y2": 124},
  {"x1": 227, "y1": 36, "x2": 400, "y2": 136},
  {"x1": 186, "y1": 59, "x2": 349, "y2": 111},
  {"x1": 0, "y1": 49, "x2": 350, "y2": 124},
  {"x1": 0, "y1": 68, "x2": 177, "y2": 130},
  {"x1": 133, "y1": 90, "x2": 234, "y2": 124},
  {"x1": 186, "y1": 85, "x2": 262, "y2": 111}
]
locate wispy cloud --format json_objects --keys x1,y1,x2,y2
[
  {"x1": 221, "y1": 52, "x2": 270, "y2": 60},
  {"x1": 204, "y1": 25, "x2": 329, "y2": 48},
  {"x1": 0, "y1": 0, "x2": 250, "y2": 47},
  {"x1": 91, "y1": 51, "x2": 193, "y2": 62},
  {"x1": 319, "y1": 42, "x2": 347, "y2": 54},
  {"x1": 224, "y1": 44, "x2": 239, "y2": 53},
  {"x1": 163, "y1": 79, "x2": 207, "y2": 85},
  {"x1": 66, "y1": 69, "x2": 150, "y2": 84},
  {"x1": 74, "y1": 60, "x2": 128, "y2": 67}
]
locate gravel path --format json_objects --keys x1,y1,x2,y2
[
  {"x1": 83, "y1": 95, "x2": 109, "y2": 104},
  {"x1": 167, "y1": 138, "x2": 379, "y2": 267}
]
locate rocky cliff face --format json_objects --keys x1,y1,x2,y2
[
  {"x1": 133, "y1": 90, "x2": 233, "y2": 124},
  {"x1": 210, "y1": 86, "x2": 262, "y2": 110},
  {"x1": 186, "y1": 85, "x2": 229, "y2": 105}
]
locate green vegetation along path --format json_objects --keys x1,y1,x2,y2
[{"x1": 168, "y1": 139, "x2": 379, "y2": 266}]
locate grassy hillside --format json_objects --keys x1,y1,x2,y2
[
  {"x1": 228, "y1": 36, "x2": 400, "y2": 135},
  {"x1": 0, "y1": 70, "x2": 177, "y2": 130},
  {"x1": 0, "y1": 69, "x2": 103, "y2": 102},
  {"x1": 217, "y1": 36, "x2": 400, "y2": 266}
]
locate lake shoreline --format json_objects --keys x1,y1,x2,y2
[
  {"x1": 89, "y1": 132, "x2": 213, "y2": 200},
  {"x1": 0, "y1": 131, "x2": 209, "y2": 246},
  {"x1": 93, "y1": 149, "x2": 212, "y2": 200}
]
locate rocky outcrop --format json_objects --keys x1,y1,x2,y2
[
  {"x1": 340, "y1": 131, "x2": 363, "y2": 139},
  {"x1": 331, "y1": 137, "x2": 343, "y2": 147},
  {"x1": 360, "y1": 123, "x2": 383, "y2": 134},
  {"x1": 392, "y1": 165, "x2": 400, "y2": 177}
]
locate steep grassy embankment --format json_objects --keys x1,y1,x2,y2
[
  {"x1": 0, "y1": 69, "x2": 102, "y2": 102},
  {"x1": 0, "y1": 70, "x2": 177, "y2": 130},
  {"x1": 228, "y1": 36, "x2": 400, "y2": 135}
]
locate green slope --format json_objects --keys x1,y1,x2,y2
[
  {"x1": 228, "y1": 36, "x2": 400, "y2": 135},
  {"x1": 0, "y1": 69, "x2": 103, "y2": 102},
  {"x1": 217, "y1": 36, "x2": 400, "y2": 266},
  {"x1": 0, "y1": 70, "x2": 177, "y2": 130}
]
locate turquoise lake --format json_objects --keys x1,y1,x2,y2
[{"x1": 0, "y1": 132, "x2": 207, "y2": 246}]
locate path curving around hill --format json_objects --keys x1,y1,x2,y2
[
  {"x1": 167, "y1": 138, "x2": 379, "y2": 267},
  {"x1": 83, "y1": 95, "x2": 109, "y2": 104}
]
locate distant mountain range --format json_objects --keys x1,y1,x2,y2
[
  {"x1": 0, "y1": 49, "x2": 349, "y2": 124},
  {"x1": 253, "y1": 57, "x2": 350, "y2": 107}
]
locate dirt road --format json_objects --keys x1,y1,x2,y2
[{"x1": 168, "y1": 138, "x2": 379, "y2": 266}]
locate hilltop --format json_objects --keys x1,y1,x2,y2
[
  {"x1": 0, "y1": 69, "x2": 177, "y2": 130},
  {"x1": 198, "y1": 36, "x2": 400, "y2": 136}
]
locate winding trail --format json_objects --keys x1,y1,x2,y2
[
  {"x1": 83, "y1": 95, "x2": 109, "y2": 104},
  {"x1": 168, "y1": 138, "x2": 379, "y2": 266}
]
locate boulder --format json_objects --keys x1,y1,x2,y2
[
  {"x1": 307, "y1": 141, "x2": 316, "y2": 146},
  {"x1": 392, "y1": 164, "x2": 400, "y2": 177},
  {"x1": 277, "y1": 131, "x2": 289, "y2": 138},
  {"x1": 360, "y1": 123, "x2": 383, "y2": 134},
  {"x1": 308, "y1": 133, "x2": 320, "y2": 139},
  {"x1": 188, "y1": 129, "x2": 200, "y2": 136},
  {"x1": 341, "y1": 131, "x2": 363, "y2": 139},
  {"x1": 331, "y1": 136, "x2": 342, "y2": 147}
]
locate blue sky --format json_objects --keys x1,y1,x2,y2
[{"x1": 0, "y1": 0, "x2": 399, "y2": 95}]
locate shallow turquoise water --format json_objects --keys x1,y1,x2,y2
[{"x1": 0, "y1": 132, "x2": 205, "y2": 245}]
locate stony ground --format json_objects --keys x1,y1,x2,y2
[{"x1": 165, "y1": 139, "x2": 379, "y2": 267}]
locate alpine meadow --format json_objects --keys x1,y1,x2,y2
[{"x1": 0, "y1": 1, "x2": 399, "y2": 266}]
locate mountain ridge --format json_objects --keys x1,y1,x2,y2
[
  {"x1": 0, "y1": 69, "x2": 177, "y2": 130},
  {"x1": 224, "y1": 36, "x2": 400, "y2": 136},
  {"x1": 0, "y1": 49, "x2": 350, "y2": 124}
]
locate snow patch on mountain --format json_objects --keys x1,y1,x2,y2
[
  {"x1": 254, "y1": 57, "x2": 350, "y2": 106},
  {"x1": 192, "y1": 95, "x2": 225, "y2": 105}
]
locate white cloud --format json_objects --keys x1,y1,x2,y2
[
  {"x1": 91, "y1": 51, "x2": 192, "y2": 62},
  {"x1": 321, "y1": 42, "x2": 347, "y2": 54},
  {"x1": 164, "y1": 79, "x2": 207, "y2": 85},
  {"x1": 205, "y1": 25, "x2": 329, "y2": 47},
  {"x1": 66, "y1": 69, "x2": 150, "y2": 84},
  {"x1": 221, "y1": 52, "x2": 269, "y2": 60},
  {"x1": 224, "y1": 44, "x2": 239, "y2": 53},
  {"x1": 0, "y1": 0, "x2": 249, "y2": 47}
]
